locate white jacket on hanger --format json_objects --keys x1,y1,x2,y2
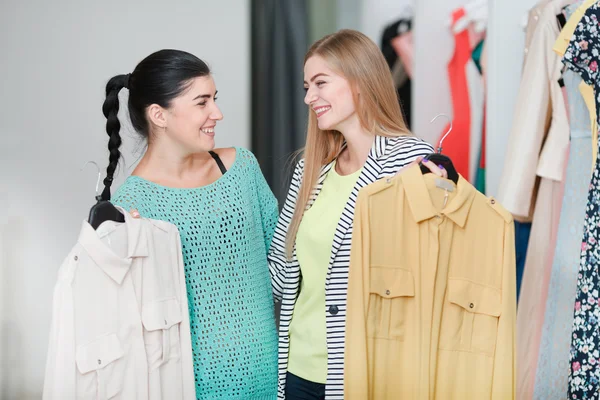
[{"x1": 43, "y1": 206, "x2": 196, "y2": 400}]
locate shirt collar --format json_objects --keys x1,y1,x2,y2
[
  {"x1": 371, "y1": 135, "x2": 388, "y2": 160},
  {"x1": 78, "y1": 206, "x2": 149, "y2": 284},
  {"x1": 400, "y1": 165, "x2": 475, "y2": 228}
]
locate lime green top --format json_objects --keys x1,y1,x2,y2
[{"x1": 287, "y1": 161, "x2": 362, "y2": 383}]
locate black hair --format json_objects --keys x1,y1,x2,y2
[{"x1": 100, "y1": 49, "x2": 211, "y2": 200}]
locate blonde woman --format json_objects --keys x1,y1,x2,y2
[{"x1": 268, "y1": 30, "x2": 444, "y2": 400}]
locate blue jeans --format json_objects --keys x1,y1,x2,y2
[{"x1": 285, "y1": 372, "x2": 325, "y2": 400}]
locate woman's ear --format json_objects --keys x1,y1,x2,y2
[{"x1": 146, "y1": 104, "x2": 167, "y2": 130}]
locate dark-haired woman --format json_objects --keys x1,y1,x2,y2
[{"x1": 104, "y1": 49, "x2": 278, "y2": 400}]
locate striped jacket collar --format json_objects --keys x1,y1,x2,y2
[
  {"x1": 308, "y1": 135, "x2": 389, "y2": 266},
  {"x1": 311, "y1": 135, "x2": 389, "y2": 198}
]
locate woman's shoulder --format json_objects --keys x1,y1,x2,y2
[
  {"x1": 384, "y1": 135, "x2": 434, "y2": 159},
  {"x1": 111, "y1": 176, "x2": 150, "y2": 211},
  {"x1": 212, "y1": 147, "x2": 269, "y2": 182},
  {"x1": 211, "y1": 146, "x2": 238, "y2": 170}
]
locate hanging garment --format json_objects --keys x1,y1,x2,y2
[
  {"x1": 523, "y1": 0, "x2": 554, "y2": 67},
  {"x1": 564, "y1": 3, "x2": 600, "y2": 396},
  {"x1": 111, "y1": 147, "x2": 279, "y2": 400},
  {"x1": 466, "y1": 40, "x2": 485, "y2": 185},
  {"x1": 477, "y1": 40, "x2": 488, "y2": 194},
  {"x1": 43, "y1": 207, "x2": 196, "y2": 400},
  {"x1": 343, "y1": 165, "x2": 516, "y2": 400},
  {"x1": 474, "y1": 110, "x2": 486, "y2": 193},
  {"x1": 514, "y1": 221, "x2": 532, "y2": 300},
  {"x1": 472, "y1": 39, "x2": 486, "y2": 193},
  {"x1": 583, "y1": 80, "x2": 599, "y2": 169},
  {"x1": 497, "y1": 0, "x2": 570, "y2": 221},
  {"x1": 481, "y1": 39, "x2": 488, "y2": 86},
  {"x1": 472, "y1": 40, "x2": 484, "y2": 73},
  {"x1": 392, "y1": 30, "x2": 414, "y2": 79},
  {"x1": 534, "y1": 70, "x2": 590, "y2": 400},
  {"x1": 532, "y1": 3, "x2": 595, "y2": 397},
  {"x1": 553, "y1": 0, "x2": 599, "y2": 167},
  {"x1": 391, "y1": 28, "x2": 414, "y2": 130},
  {"x1": 268, "y1": 136, "x2": 434, "y2": 400},
  {"x1": 500, "y1": 2, "x2": 572, "y2": 400},
  {"x1": 381, "y1": 19, "x2": 412, "y2": 129},
  {"x1": 439, "y1": 8, "x2": 472, "y2": 180},
  {"x1": 517, "y1": 171, "x2": 567, "y2": 400}
]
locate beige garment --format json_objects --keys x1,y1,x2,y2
[
  {"x1": 524, "y1": 0, "x2": 553, "y2": 64},
  {"x1": 516, "y1": 173, "x2": 567, "y2": 400},
  {"x1": 497, "y1": 0, "x2": 570, "y2": 221},
  {"x1": 43, "y1": 208, "x2": 196, "y2": 400},
  {"x1": 344, "y1": 166, "x2": 516, "y2": 400}
]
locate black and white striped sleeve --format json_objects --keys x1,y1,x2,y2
[{"x1": 267, "y1": 158, "x2": 304, "y2": 302}]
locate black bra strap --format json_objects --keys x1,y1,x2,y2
[{"x1": 209, "y1": 151, "x2": 227, "y2": 175}]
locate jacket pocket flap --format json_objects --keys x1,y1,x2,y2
[
  {"x1": 370, "y1": 266, "x2": 415, "y2": 298},
  {"x1": 448, "y1": 278, "x2": 501, "y2": 317},
  {"x1": 142, "y1": 297, "x2": 183, "y2": 331},
  {"x1": 75, "y1": 333, "x2": 124, "y2": 374}
]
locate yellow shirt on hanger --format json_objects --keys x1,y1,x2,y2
[
  {"x1": 344, "y1": 165, "x2": 516, "y2": 400},
  {"x1": 553, "y1": 0, "x2": 598, "y2": 170}
]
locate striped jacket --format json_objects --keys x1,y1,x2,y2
[{"x1": 268, "y1": 135, "x2": 434, "y2": 399}]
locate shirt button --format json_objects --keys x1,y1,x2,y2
[
  {"x1": 385, "y1": 290, "x2": 391, "y2": 295},
  {"x1": 490, "y1": 199, "x2": 496, "y2": 205},
  {"x1": 329, "y1": 305, "x2": 339, "y2": 315},
  {"x1": 469, "y1": 303, "x2": 475, "y2": 309},
  {"x1": 97, "y1": 359, "x2": 102, "y2": 365},
  {"x1": 164, "y1": 319, "x2": 168, "y2": 326},
  {"x1": 74, "y1": 255, "x2": 78, "y2": 261}
]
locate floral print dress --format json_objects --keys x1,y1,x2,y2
[{"x1": 565, "y1": 3, "x2": 600, "y2": 398}]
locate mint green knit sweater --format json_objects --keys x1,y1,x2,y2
[{"x1": 112, "y1": 148, "x2": 278, "y2": 400}]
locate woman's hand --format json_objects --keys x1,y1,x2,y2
[
  {"x1": 397, "y1": 156, "x2": 448, "y2": 179},
  {"x1": 130, "y1": 209, "x2": 141, "y2": 218}
]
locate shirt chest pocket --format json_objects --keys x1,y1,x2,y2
[
  {"x1": 142, "y1": 298, "x2": 184, "y2": 371},
  {"x1": 367, "y1": 266, "x2": 415, "y2": 341},
  {"x1": 76, "y1": 333, "x2": 125, "y2": 399},
  {"x1": 439, "y1": 278, "x2": 502, "y2": 356}
]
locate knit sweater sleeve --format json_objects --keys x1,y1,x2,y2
[
  {"x1": 248, "y1": 150, "x2": 279, "y2": 254},
  {"x1": 111, "y1": 184, "x2": 139, "y2": 214}
]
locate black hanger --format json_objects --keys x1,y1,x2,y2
[
  {"x1": 419, "y1": 114, "x2": 459, "y2": 184},
  {"x1": 88, "y1": 195, "x2": 125, "y2": 230},
  {"x1": 556, "y1": 12, "x2": 567, "y2": 30},
  {"x1": 82, "y1": 161, "x2": 125, "y2": 229}
]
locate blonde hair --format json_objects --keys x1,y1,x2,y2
[{"x1": 285, "y1": 29, "x2": 413, "y2": 258}]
